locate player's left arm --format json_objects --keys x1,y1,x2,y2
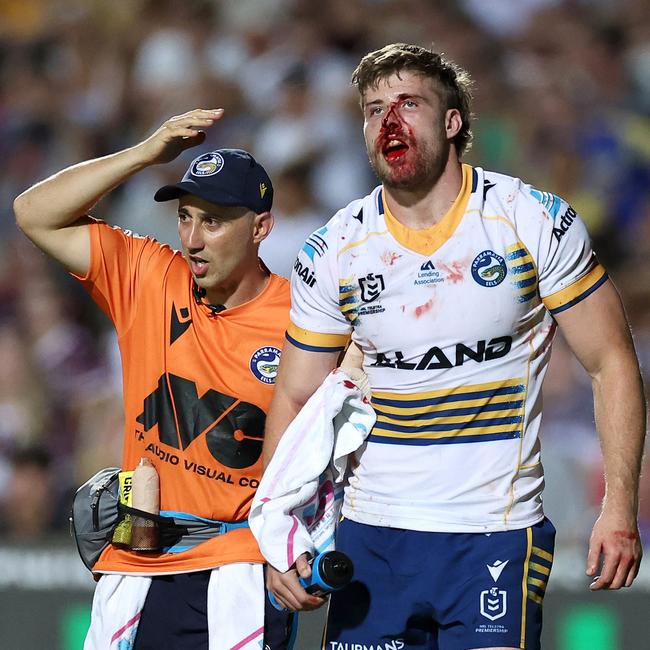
[{"x1": 554, "y1": 278, "x2": 646, "y2": 590}]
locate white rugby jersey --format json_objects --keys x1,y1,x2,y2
[{"x1": 288, "y1": 164, "x2": 607, "y2": 532}]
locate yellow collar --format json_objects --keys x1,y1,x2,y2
[{"x1": 382, "y1": 163, "x2": 472, "y2": 256}]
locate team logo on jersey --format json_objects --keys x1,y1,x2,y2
[
  {"x1": 471, "y1": 251, "x2": 507, "y2": 287},
  {"x1": 415, "y1": 260, "x2": 444, "y2": 286},
  {"x1": 359, "y1": 272, "x2": 385, "y2": 303},
  {"x1": 191, "y1": 152, "x2": 224, "y2": 176},
  {"x1": 249, "y1": 346, "x2": 281, "y2": 384},
  {"x1": 480, "y1": 586, "x2": 507, "y2": 621}
]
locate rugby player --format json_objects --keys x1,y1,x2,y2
[{"x1": 263, "y1": 44, "x2": 645, "y2": 650}]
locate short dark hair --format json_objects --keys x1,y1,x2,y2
[{"x1": 351, "y1": 43, "x2": 474, "y2": 155}]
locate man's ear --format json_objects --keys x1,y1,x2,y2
[
  {"x1": 445, "y1": 108, "x2": 463, "y2": 140},
  {"x1": 252, "y1": 211, "x2": 274, "y2": 244}
]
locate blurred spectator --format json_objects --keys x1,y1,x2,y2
[
  {"x1": 0, "y1": 445, "x2": 71, "y2": 539},
  {"x1": 260, "y1": 162, "x2": 327, "y2": 278},
  {"x1": 0, "y1": 321, "x2": 49, "y2": 457}
]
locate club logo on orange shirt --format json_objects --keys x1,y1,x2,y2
[{"x1": 250, "y1": 347, "x2": 281, "y2": 384}]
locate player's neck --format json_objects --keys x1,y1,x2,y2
[{"x1": 383, "y1": 158, "x2": 463, "y2": 230}]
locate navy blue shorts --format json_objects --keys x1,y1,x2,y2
[
  {"x1": 133, "y1": 568, "x2": 295, "y2": 649},
  {"x1": 325, "y1": 518, "x2": 555, "y2": 650}
]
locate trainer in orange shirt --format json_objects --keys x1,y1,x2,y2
[{"x1": 13, "y1": 109, "x2": 295, "y2": 650}]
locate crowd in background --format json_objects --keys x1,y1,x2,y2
[{"x1": 0, "y1": 0, "x2": 649, "y2": 559}]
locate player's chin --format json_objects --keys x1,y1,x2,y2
[
  {"x1": 192, "y1": 273, "x2": 213, "y2": 292},
  {"x1": 380, "y1": 166, "x2": 417, "y2": 188}
]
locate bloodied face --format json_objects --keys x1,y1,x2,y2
[{"x1": 361, "y1": 71, "x2": 459, "y2": 192}]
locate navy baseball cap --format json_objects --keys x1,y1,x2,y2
[{"x1": 154, "y1": 149, "x2": 273, "y2": 213}]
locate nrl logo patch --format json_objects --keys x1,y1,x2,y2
[
  {"x1": 359, "y1": 272, "x2": 385, "y2": 303},
  {"x1": 480, "y1": 586, "x2": 507, "y2": 621}
]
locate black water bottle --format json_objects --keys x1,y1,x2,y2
[
  {"x1": 299, "y1": 550, "x2": 354, "y2": 596},
  {"x1": 268, "y1": 550, "x2": 354, "y2": 609}
]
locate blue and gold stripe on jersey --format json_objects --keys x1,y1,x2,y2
[
  {"x1": 542, "y1": 262, "x2": 608, "y2": 315},
  {"x1": 285, "y1": 322, "x2": 350, "y2": 353},
  {"x1": 369, "y1": 378, "x2": 525, "y2": 445},
  {"x1": 339, "y1": 277, "x2": 360, "y2": 327},
  {"x1": 506, "y1": 243, "x2": 538, "y2": 303},
  {"x1": 526, "y1": 545, "x2": 553, "y2": 605}
]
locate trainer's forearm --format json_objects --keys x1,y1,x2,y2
[{"x1": 13, "y1": 145, "x2": 149, "y2": 234}]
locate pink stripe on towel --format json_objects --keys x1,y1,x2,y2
[
  {"x1": 111, "y1": 612, "x2": 141, "y2": 644},
  {"x1": 230, "y1": 625, "x2": 264, "y2": 649},
  {"x1": 287, "y1": 515, "x2": 300, "y2": 567}
]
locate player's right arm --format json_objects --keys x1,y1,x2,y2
[
  {"x1": 263, "y1": 340, "x2": 340, "y2": 611},
  {"x1": 263, "y1": 339, "x2": 364, "y2": 467},
  {"x1": 263, "y1": 215, "x2": 354, "y2": 611},
  {"x1": 263, "y1": 342, "x2": 340, "y2": 468},
  {"x1": 12, "y1": 108, "x2": 224, "y2": 275}
]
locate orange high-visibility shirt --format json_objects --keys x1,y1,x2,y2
[{"x1": 75, "y1": 220, "x2": 290, "y2": 573}]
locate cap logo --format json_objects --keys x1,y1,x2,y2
[
  {"x1": 191, "y1": 152, "x2": 224, "y2": 177},
  {"x1": 259, "y1": 182, "x2": 267, "y2": 199}
]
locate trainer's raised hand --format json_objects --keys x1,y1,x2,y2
[
  {"x1": 13, "y1": 107, "x2": 225, "y2": 276},
  {"x1": 135, "y1": 108, "x2": 225, "y2": 165}
]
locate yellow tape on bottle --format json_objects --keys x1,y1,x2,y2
[{"x1": 111, "y1": 470, "x2": 134, "y2": 546}]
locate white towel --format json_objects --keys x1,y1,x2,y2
[
  {"x1": 84, "y1": 574, "x2": 150, "y2": 650},
  {"x1": 207, "y1": 564, "x2": 264, "y2": 650},
  {"x1": 249, "y1": 368, "x2": 376, "y2": 572},
  {"x1": 84, "y1": 564, "x2": 264, "y2": 650}
]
